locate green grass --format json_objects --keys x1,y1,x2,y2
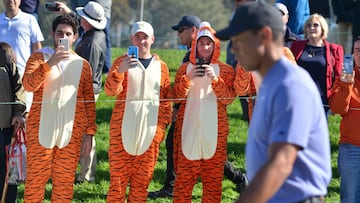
[{"x1": 15, "y1": 48, "x2": 341, "y2": 202}]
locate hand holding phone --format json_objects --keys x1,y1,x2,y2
[
  {"x1": 58, "y1": 38, "x2": 69, "y2": 51},
  {"x1": 128, "y1": 46, "x2": 138, "y2": 59},
  {"x1": 45, "y1": 2, "x2": 60, "y2": 11},
  {"x1": 343, "y1": 54, "x2": 353, "y2": 74}
]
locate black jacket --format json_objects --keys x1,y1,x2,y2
[{"x1": 284, "y1": 26, "x2": 302, "y2": 49}]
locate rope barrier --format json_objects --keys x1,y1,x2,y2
[{"x1": 1, "y1": 95, "x2": 360, "y2": 111}]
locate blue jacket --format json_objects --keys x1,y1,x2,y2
[{"x1": 276, "y1": 0, "x2": 309, "y2": 35}]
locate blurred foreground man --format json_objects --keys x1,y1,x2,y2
[{"x1": 216, "y1": 1, "x2": 331, "y2": 202}]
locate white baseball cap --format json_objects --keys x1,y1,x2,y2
[
  {"x1": 131, "y1": 21, "x2": 154, "y2": 36},
  {"x1": 196, "y1": 21, "x2": 215, "y2": 42}
]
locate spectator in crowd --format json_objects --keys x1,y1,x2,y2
[
  {"x1": 226, "y1": 0, "x2": 254, "y2": 123},
  {"x1": 309, "y1": 0, "x2": 330, "y2": 20},
  {"x1": 172, "y1": 21, "x2": 236, "y2": 202},
  {"x1": 20, "y1": 0, "x2": 39, "y2": 20},
  {"x1": 74, "y1": 1, "x2": 107, "y2": 184},
  {"x1": 148, "y1": 14, "x2": 201, "y2": 198},
  {"x1": 275, "y1": 0, "x2": 310, "y2": 35},
  {"x1": 332, "y1": 0, "x2": 352, "y2": 54},
  {"x1": 291, "y1": 13, "x2": 343, "y2": 115},
  {"x1": 69, "y1": 0, "x2": 112, "y2": 73},
  {"x1": 339, "y1": 0, "x2": 360, "y2": 54},
  {"x1": 0, "y1": 42, "x2": 26, "y2": 203},
  {"x1": 216, "y1": 1, "x2": 332, "y2": 202},
  {"x1": 105, "y1": 21, "x2": 171, "y2": 202},
  {"x1": 233, "y1": 45, "x2": 296, "y2": 122},
  {"x1": 274, "y1": 2, "x2": 301, "y2": 48},
  {"x1": 22, "y1": 14, "x2": 96, "y2": 202},
  {"x1": 0, "y1": 0, "x2": 44, "y2": 111},
  {"x1": 329, "y1": 36, "x2": 360, "y2": 203}
]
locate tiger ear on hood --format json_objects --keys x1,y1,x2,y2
[{"x1": 190, "y1": 21, "x2": 221, "y2": 65}]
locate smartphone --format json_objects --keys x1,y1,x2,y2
[
  {"x1": 58, "y1": 38, "x2": 69, "y2": 51},
  {"x1": 195, "y1": 58, "x2": 206, "y2": 76},
  {"x1": 343, "y1": 54, "x2": 353, "y2": 74},
  {"x1": 45, "y1": 2, "x2": 60, "y2": 11},
  {"x1": 128, "y1": 46, "x2": 138, "y2": 59}
]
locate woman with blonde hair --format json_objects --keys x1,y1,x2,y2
[{"x1": 291, "y1": 13, "x2": 343, "y2": 115}]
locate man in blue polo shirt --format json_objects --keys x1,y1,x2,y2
[{"x1": 216, "y1": 1, "x2": 331, "y2": 203}]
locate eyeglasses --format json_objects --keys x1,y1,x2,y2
[
  {"x1": 306, "y1": 23, "x2": 320, "y2": 28},
  {"x1": 178, "y1": 27, "x2": 190, "y2": 33}
]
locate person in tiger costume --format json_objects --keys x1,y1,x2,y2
[
  {"x1": 172, "y1": 21, "x2": 236, "y2": 202},
  {"x1": 234, "y1": 47, "x2": 296, "y2": 121},
  {"x1": 22, "y1": 14, "x2": 96, "y2": 202},
  {"x1": 105, "y1": 21, "x2": 172, "y2": 202}
]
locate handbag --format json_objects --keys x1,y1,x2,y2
[{"x1": 6, "y1": 127, "x2": 26, "y2": 185}]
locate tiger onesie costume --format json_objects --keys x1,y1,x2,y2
[
  {"x1": 172, "y1": 23, "x2": 236, "y2": 202},
  {"x1": 234, "y1": 47, "x2": 296, "y2": 121},
  {"x1": 105, "y1": 54, "x2": 171, "y2": 202},
  {"x1": 22, "y1": 48, "x2": 97, "y2": 202}
]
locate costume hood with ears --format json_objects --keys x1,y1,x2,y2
[{"x1": 190, "y1": 21, "x2": 221, "y2": 65}]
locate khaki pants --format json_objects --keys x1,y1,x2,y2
[{"x1": 77, "y1": 94, "x2": 99, "y2": 182}]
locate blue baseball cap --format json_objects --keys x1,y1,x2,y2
[
  {"x1": 171, "y1": 15, "x2": 201, "y2": 30},
  {"x1": 216, "y1": 1, "x2": 285, "y2": 40}
]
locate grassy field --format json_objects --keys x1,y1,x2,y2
[{"x1": 16, "y1": 48, "x2": 341, "y2": 202}]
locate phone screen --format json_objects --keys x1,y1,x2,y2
[
  {"x1": 343, "y1": 54, "x2": 353, "y2": 74},
  {"x1": 128, "y1": 46, "x2": 138, "y2": 59}
]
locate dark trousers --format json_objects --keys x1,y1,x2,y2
[
  {"x1": 0, "y1": 128, "x2": 17, "y2": 203},
  {"x1": 240, "y1": 98, "x2": 249, "y2": 123},
  {"x1": 164, "y1": 122, "x2": 176, "y2": 187},
  {"x1": 103, "y1": 17, "x2": 111, "y2": 73},
  {"x1": 224, "y1": 159, "x2": 244, "y2": 184}
]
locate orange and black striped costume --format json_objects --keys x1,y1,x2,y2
[
  {"x1": 105, "y1": 54, "x2": 171, "y2": 202},
  {"x1": 172, "y1": 24, "x2": 236, "y2": 202},
  {"x1": 234, "y1": 47, "x2": 296, "y2": 121},
  {"x1": 22, "y1": 50, "x2": 96, "y2": 202}
]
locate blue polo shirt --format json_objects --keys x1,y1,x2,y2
[{"x1": 246, "y1": 57, "x2": 331, "y2": 202}]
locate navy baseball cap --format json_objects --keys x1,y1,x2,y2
[
  {"x1": 171, "y1": 15, "x2": 201, "y2": 30},
  {"x1": 216, "y1": 1, "x2": 285, "y2": 40}
]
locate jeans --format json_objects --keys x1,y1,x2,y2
[
  {"x1": 338, "y1": 143, "x2": 360, "y2": 203},
  {"x1": 103, "y1": 17, "x2": 111, "y2": 73}
]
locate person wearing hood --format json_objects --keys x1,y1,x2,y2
[{"x1": 172, "y1": 22, "x2": 236, "y2": 202}]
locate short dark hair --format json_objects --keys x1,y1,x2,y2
[
  {"x1": 52, "y1": 13, "x2": 80, "y2": 34},
  {"x1": 354, "y1": 36, "x2": 360, "y2": 44}
]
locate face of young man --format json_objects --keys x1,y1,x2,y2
[
  {"x1": 131, "y1": 32, "x2": 154, "y2": 57},
  {"x1": 196, "y1": 36, "x2": 214, "y2": 61},
  {"x1": 52, "y1": 24, "x2": 77, "y2": 49}
]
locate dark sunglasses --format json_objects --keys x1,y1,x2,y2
[
  {"x1": 178, "y1": 27, "x2": 190, "y2": 33},
  {"x1": 306, "y1": 23, "x2": 320, "y2": 28}
]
